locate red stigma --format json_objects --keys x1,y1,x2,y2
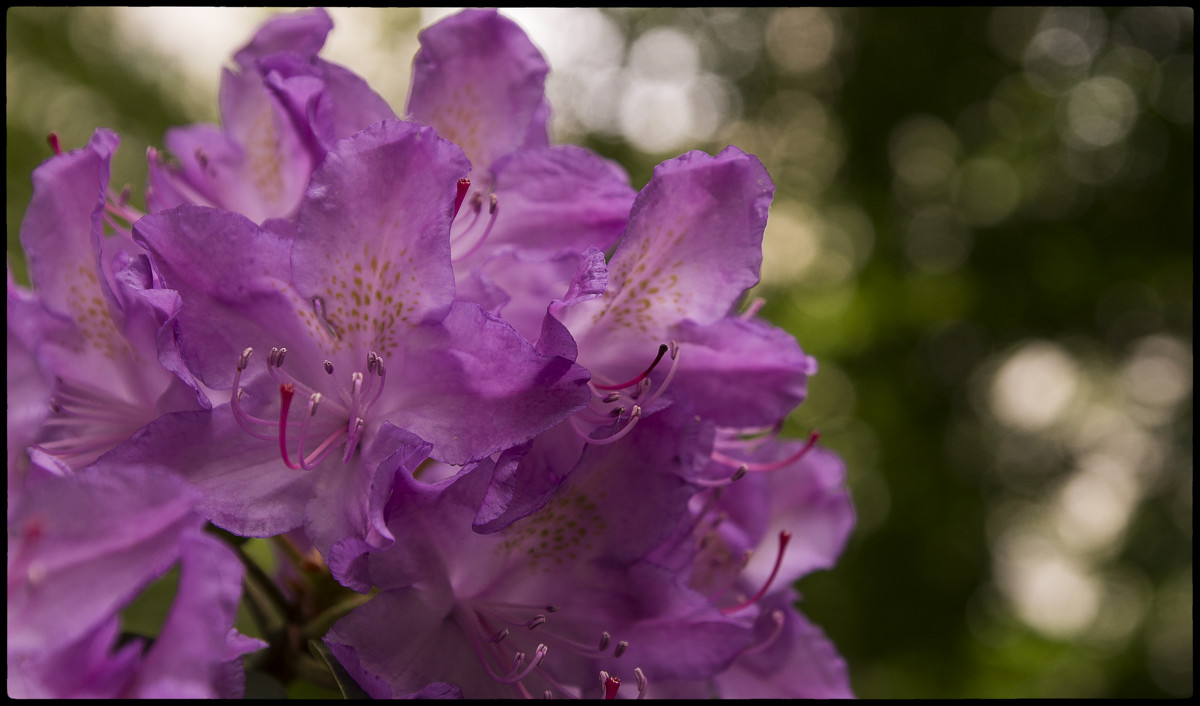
[
  {"x1": 453, "y1": 178, "x2": 471, "y2": 218},
  {"x1": 277, "y1": 383, "x2": 302, "y2": 470},
  {"x1": 603, "y1": 674, "x2": 621, "y2": 699},
  {"x1": 592, "y1": 344, "x2": 669, "y2": 392}
]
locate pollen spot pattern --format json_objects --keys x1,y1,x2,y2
[
  {"x1": 501, "y1": 491, "x2": 608, "y2": 575},
  {"x1": 302, "y1": 243, "x2": 423, "y2": 358},
  {"x1": 592, "y1": 220, "x2": 692, "y2": 335},
  {"x1": 66, "y1": 265, "x2": 132, "y2": 360}
]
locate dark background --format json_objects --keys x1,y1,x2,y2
[{"x1": 7, "y1": 7, "x2": 1192, "y2": 698}]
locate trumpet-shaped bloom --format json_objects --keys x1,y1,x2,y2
[
  {"x1": 6, "y1": 465, "x2": 262, "y2": 698},
  {"x1": 122, "y1": 120, "x2": 591, "y2": 576},
  {"x1": 471, "y1": 147, "x2": 820, "y2": 533},
  {"x1": 555, "y1": 146, "x2": 816, "y2": 431},
  {"x1": 325, "y1": 408, "x2": 755, "y2": 699},
  {"x1": 408, "y1": 9, "x2": 637, "y2": 342},
  {"x1": 649, "y1": 439, "x2": 856, "y2": 698},
  {"x1": 13, "y1": 129, "x2": 207, "y2": 474},
  {"x1": 147, "y1": 7, "x2": 395, "y2": 223}
]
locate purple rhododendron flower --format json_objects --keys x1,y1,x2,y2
[
  {"x1": 117, "y1": 119, "x2": 592, "y2": 580},
  {"x1": 12, "y1": 129, "x2": 207, "y2": 475},
  {"x1": 470, "y1": 144, "x2": 822, "y2": 534},
  {"x1": 650, "y1": 441, "x2": 856, "y2": 697},
  {"x1": 407, "y1": 8, "x2": 638, "y2": 342},
  {"x1": 325, "y1": 409, "x2": 755, "y2": 698},
  {"x1": 8, "y1": 7, "x2": 856, "y2": 700},
  {"x1": 6, "y1": 464, "x2": 263, "y2": 698},
  {"x1": 147, "y1": 7, "x2": 395, "y2": 223}
]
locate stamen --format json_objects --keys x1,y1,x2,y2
[
  {"x1": 692, "y1": 464, "x2": 749, "y2": 489},
  {"x1": 299, "y1": 427, "x2": 348, "y2": 469},
  {"x1": 294, "y1": 393, "x2": 321, "y2": 470},
  {"x1": 598, "y1": 632, "x2": 610, "y2": 651},
  {"x1": 365, "y1": 358, "x2": 388, "y2": 409},
  {"x1": 501, "y1": 644, "x2": 548, "y2": 684},
  {"x1": 569, "y1": 405, "x2": 642, "y2": 446},
  {"x1": 602, "y1": 392, "x2": 621, "y2": 404},
  {"x1": 342, "y1": 417, "x2": 365, "y2": 463},
  {"x1": 634, "y1": 668, "x2": 647, "y2": 700},
  {"x1": 489, "y1": 628, "x2": 510, "y2": 643},
  {"x1": 324, "y1": 360, "x2": 334, "y2": 375},
  {"x1": 311, "y1": 295, "x2": 341, "y2": 340},
  {"x1": 741, "y1": 609, "x2": 786, "y2": 656},
  {"x1": 740, "y1": 296, "x2": 766, "y2": 319},
  {"x1": 452, "y1": 192, "x2": 501, "y2": 262},
  {"x1": 47, "y1": 132, "x2": 61, "y2": 155},
  {"x1": 634, "y1": 341, "x2": 682, "y2": 409},
  {"x1": 592, "y1": 344, "x2": 668, "y2": 391},
  {"x1": 614, "y1": 641, "x2": 629, "y2": 658},
  {"x1": 545, "y1": 605, "x2": 559, "y2": 613},
  {"x1": 230, "y1": 349, "x2": 277, "y2": 439},
  {"x1": 711, "y1": 430, "x2": 820, "y2": 473},
  {"x1": 721, "y1": 530, "x2": 792, "y2": 614},
  {"x1": 525, "y1": 615, "x2": 547, "y2": 630}
]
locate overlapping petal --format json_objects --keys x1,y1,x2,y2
[{"x1": 407, "y1": 8, "x2": 550, "y2": 170}]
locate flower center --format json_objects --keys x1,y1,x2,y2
[
  {"x1": 569, "y1": 341, "x2": 682, "y2": 446},
  {"x1": 454, "y1": 598, "x2": 649, "y2": 699},
  {"x1": 229, "y1": 346, "x2": 388, "y2": 469},
  {"x1": 35, "y1": 379, "x2": 154, "y2": 469}
]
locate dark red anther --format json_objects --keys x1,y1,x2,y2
[
  {"x1": 453, "y1": 178, "x2": 471, "y2": 218},
  {"x1": 47, "y1": 133, "x2": 61, "y2": 155}
]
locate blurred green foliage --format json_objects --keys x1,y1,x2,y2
[{"x1": 7, "y1": 6, "x2": 1192, "y2": 698}]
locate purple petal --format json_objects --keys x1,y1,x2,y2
[
  {"x1": 713, "y1": 591, "x2": 854, "y2": 698},
  {"x1": 473, "y1": 144, "x2": 634, "y2": 260},
  {"x1": 310, "y1": 423, "x2": 432, "y2": 590},
  {"x1": 377, "y1": 301, "x2": 591, "y2": 465},
  {"x1": 724, "y1": 444, "x2": 855, "y2": 588},
  {"x1": 89, "y1": 407, "x2": 316, "y2": 537},
  {"x1": 129, "y1": 533, "x2": 265, "y2": 698},
  {"x1": 292, "y1": 120, "x2": 469, "y2": 335},
  {"x1": 232, "y1": 7, "x2": 333, "y2": 68},
  {"x1": 217, "y1": 65, "x2": 316, "y2": 221},
  {"x1": 7, "y1": 275, "x2": 53, "y2": 483},
  {"x1": 565, "y1": 146, "x2": 774, "y2": 370},
  {"x1": 667, "y1": 315, "x2": 817, "y2": 428},
  {"x1": 18, "y1": 128, "x2": 116, "y2": 339},
  {"x1": 6, "y1": 616, "x2": 142, "y2": 698},
  {"x1": 132, "y1": 204, "x2": 312, "y2": 390},
  {"x1": 7, "y1": 465, "x2": 199, "y2": 655},
  {"x1": 407, "y1": 8, "x2": 550, "y2": 169},
  {"x1": 536, "y1": 246, "x2": 608, "y2": 360},
  {"x1": 261, "y1": 52, "x2": 397, "y2": 155}
]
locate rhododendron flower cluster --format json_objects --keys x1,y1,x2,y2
[{"x1": 8, "y1": 8, "x2": 854, "y2": 699}]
